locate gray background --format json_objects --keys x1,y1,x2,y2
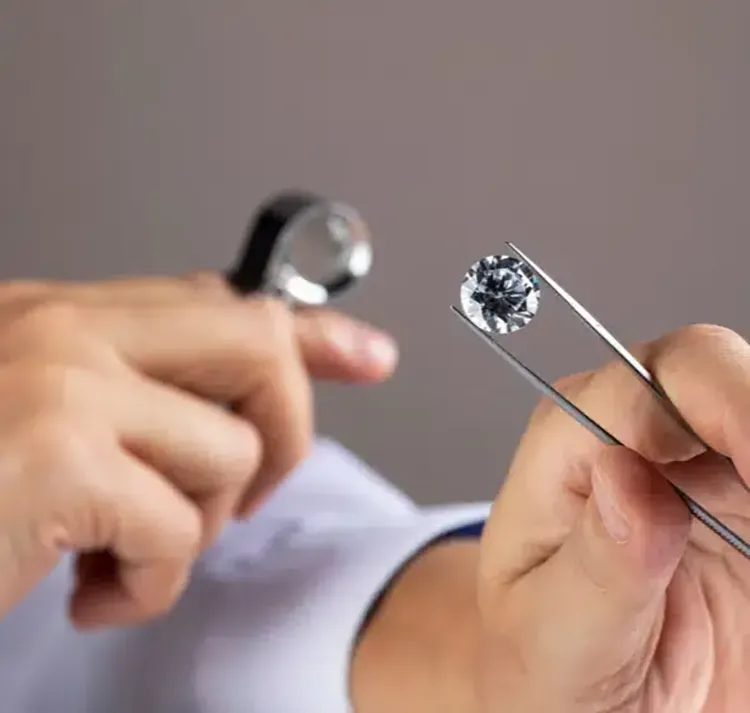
[{"x1": 1, "y1": 2, "x2": 749, "y2": 504}]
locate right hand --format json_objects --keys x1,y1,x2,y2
[
  {"x1": 477, "y1": 324, "x2": 750, "y2": 712},
  {"x1": 0, "y1": 274, "x2": 397, "y2": 629}
]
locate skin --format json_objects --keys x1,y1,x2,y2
[
  {"x1": 353, "y1": 324, "x2": 750, "y2": 713},
  {"x1": 2, "y1": 273, "x2": 749, "y2": 711},
  {"x1": 0, "y1": 273, "x2": 398, "y2": 628}
]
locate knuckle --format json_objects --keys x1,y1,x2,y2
[
  {"x1": 676, "y1": 322, "x2": 737, "y2": 343},
  {"x1": 135, "y1": 509, "x2": 201, "y2": 619},
  {"x1": 656, "y1": 322, "x2": 745, "y2": 358},
  {"x1": 10, "y1": 365, "x2": 114, "y2": 496},
  {"x1": 21, "y1": 362, "x2": 96, "y2": 414},
  {"x1": 1, "y1": 299, "x2": 119, "y2": 374},
  {"x1": 165, "y1": 501, "x2": 203, "y2": 560},
  {"x1": 25, "y1": 412, "x2": 98, "y2": 487},
  {"x1": 13, "y1": 300, "x2": 85, "y2": 340},
  {"x1": 31, "y1": 414, "x2": 82, "y2": 457},
  {"x1": 136, "y1": 577, "x2": 186, "y2": 620},
  {"x1": 0, "y1": 281, "x2": 50, "y2": 307},
  {"x1": 226, "y1": 421, "x2": 264, "y2": 484}
]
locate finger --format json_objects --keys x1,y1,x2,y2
[
  {"x1": 104, "y1": 374, "x2": 264, "y2": 547},
  {"x1": 492, "y1": 324, "x2": 750, "y2": 568},
  {"x1": 537, "y1": 324, "x2": 750, "y2": 474},
  {"x1": 8, "y1": 360, "x2": 263, "y2": 548},
  {"x1": 232, "y1": 307, "x2": 312, "y2": 512},
  {"x1": 0, "y1": 281, "x2": 51, "y2": 310},
  {"x1": 481, "y1": 449, "x2": 695, "y2": 707},
  {"x1": 0, "y1": 279, "x2": 227, "y2": 372},
  {"x1": 57, "y1": 271, "x2": 233, "y2": 306},
  {"x1": 641, "y1": 324, "x2": 750, "y2": 467},
  {"x1": 85, "y1": 296, "x2": 396, "y2": 386},
  {"x1": 6, "y1": 280, "x2": 398, "y2": 384},
  {"x1": 86, "y1": 296, "x2": 298, "y2": 395},
  {"x1": 294, "y1": 308, "x2": 398, "y2": 382},
  {"x1": 111, "y1": 295, "x2": 314, "y2": 508},
  {"x1": 61, "y1": 296, "x2": 315, "y2": 508},
  {"x1": 69, "y1": 451, "x2": 202, "y2": 629}
]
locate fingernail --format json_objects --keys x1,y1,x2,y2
[
  {"x1": 592, "y1": 468, "x2": 631, "y2": 543},
  {"x1": 363, "y1": 332, "x2": 398, "y2": 369},
  {"x1": 326, "y1": 322, "x2": 397, "y2": 368}
]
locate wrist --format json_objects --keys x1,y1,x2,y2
[{"x1": 350, "y1": 539, "x2": 483, "y2": 713}]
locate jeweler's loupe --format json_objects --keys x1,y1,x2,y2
[{"x1": 228, "y1": 191, "x2": 372, "y2": 307}]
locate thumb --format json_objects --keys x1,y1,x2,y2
[
  {"x1": 529, "y1": 447, "x2": 691, "y2": 699},
  {"x1": 294, "y1": 308, "x2": 398, "y2": 382}
]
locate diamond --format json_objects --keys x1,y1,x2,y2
[{"x1": 460, "y1": 255, "x2": 541, "y2": 333}]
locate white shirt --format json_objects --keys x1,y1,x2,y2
[{"x1": 0, "y1": 438, "x2": 490, "y2": 712}]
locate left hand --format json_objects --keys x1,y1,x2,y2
[{"x1": 0, "y1": 272, "x2": 398, "y2": 628}]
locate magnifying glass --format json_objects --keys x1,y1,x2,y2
[{"x1": 227, "y1": 191, "x2": 373, "y2": 306}]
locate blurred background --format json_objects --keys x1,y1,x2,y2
[{"x1": 1, "y1": 2, "x2": 749, "y2": 504}]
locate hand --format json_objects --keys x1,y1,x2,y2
[
  {"x1": 0, "y1": 274, "x2": 397, "y2": 629},
  {"x1": 478, "y1": 324, "x2": 750, "y2": 712}
]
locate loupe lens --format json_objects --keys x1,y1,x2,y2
[
  {"x1": 285, "y1": 204, "x2": 370, "y2": 285},
  {"x1": 286, "y1": 212, "x2": 346, "y2": 285}
]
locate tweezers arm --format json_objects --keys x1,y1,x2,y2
[
  {"x1": 451, "y1": 303, "x2": 750, "y2": 562},
  {"x1": 504, "y1": 242, "x2": 737, "y2": 460}
]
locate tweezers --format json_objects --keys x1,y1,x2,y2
[{"x1": 451, "y1": 242, "x2": 750, "y2": 560}]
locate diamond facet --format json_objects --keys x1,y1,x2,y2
[{"x1": 460, "y1": 255, "x2": 541, "y2": 333}]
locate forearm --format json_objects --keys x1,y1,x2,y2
[{"x1": 350, "y1": 540, "x2": 483, "y2": 713}]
